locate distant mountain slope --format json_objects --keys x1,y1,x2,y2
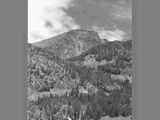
[
  {"x1": 32, "y1": 29, "x2": 102, "y2": 59},
  {"x1": 67, "y1": 40, "x2": 133, "y2": 75},
  {"x1": 67, "y1": 40, "x2": 132, "y2": 62}
]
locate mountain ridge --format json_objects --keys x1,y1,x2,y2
[
  {"x1": 32, "y1": 29, "x2": 104, "y2": 59},
  {"x1": 31, "y1": 29, "x2": 132, "y2": 61}
]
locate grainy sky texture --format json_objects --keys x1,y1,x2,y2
[{"x1": 28, "y1": 0, "x2": 132, "y2": 43}]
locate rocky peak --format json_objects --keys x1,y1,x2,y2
[{"x1": 32, "y1": 29, "x2": 102, "y2": 59}]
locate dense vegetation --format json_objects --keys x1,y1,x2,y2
[{"x1": 26, "y1": 31, "x2": 134, "y2": 120}]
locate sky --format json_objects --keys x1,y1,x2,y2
[{"x1": 28, "y1": 0, "x2": 132, "y2": 43}]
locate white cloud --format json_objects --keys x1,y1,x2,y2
[
  {"x1": 28, "y1": 0, "x2": 79, "y2": 43},
  {"x1": 28, "y1": 0, "x2": 131, "y2": 43},
  {"x1": 92, "y1": 26, "x2": 126, "y2": 41},
  {"x1": 111, "y1": 4, "x2": 132, "y2": 20}
]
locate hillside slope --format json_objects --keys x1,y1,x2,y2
[{"x1": 26, "y1": 30, "x2": 134, "y2": 120}]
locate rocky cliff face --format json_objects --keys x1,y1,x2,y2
[{"x1": 26, "y1": 30, "x2": 134, "y2": 120}]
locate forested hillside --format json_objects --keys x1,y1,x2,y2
[{"x1": 26, "y1": 30, "x2": 134, "y2": 120}]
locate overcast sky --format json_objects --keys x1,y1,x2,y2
[{"x1": 28, "y1": 0, "x2": 132, "y2": 43}]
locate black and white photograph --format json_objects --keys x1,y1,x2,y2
[{"x1": 26, "y1": 0, "x2": 134, "y2": 120}]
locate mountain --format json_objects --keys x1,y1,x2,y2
[
  {"x1": 26, "y1": 30, "x2": 133, "y2": 120},
  {"x1": 32, "y1": 29, "x2": 102, "y2": 59}
]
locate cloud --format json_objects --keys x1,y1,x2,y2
[
  {"x1": 111, "y1": 4, "x2": 132, "y2": 20},
  {"x1": 28, "y1": 0, "x2": 79, "y2": 43},
  {"x1": 28, "y1": 0, "x2": 132, "y2": 43},
  {"x1": 65, "y1": 0, "x2": 131, "y2": 39},
  {"x1": 92, "y1": 26, "x2": 127, "y2": 41}
]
